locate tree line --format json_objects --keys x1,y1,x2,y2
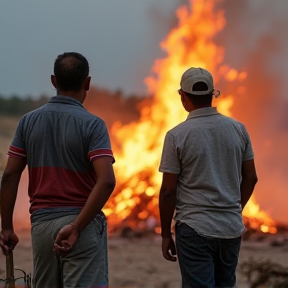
[
  {"x1": 0, "y1": 95, "x2": 49, "y2": 116},
  {"x1": 0, "y1": 89, "x2": 148, "y2": 120}
]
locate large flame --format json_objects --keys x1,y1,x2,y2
[{"x1": 102, "y1": 0, "x2": 277, "y2": 234}]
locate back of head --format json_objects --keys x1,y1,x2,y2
[
  {"x1": 180, "y1": 67, "x2": 220, "y2": 106},
  {"x1": 54, "y1": 52, "x2": 89, "y2": 92}
]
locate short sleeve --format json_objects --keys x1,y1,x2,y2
[
  {"x1": 159, "y1": 132, "x2": 180, "y2": 174},
  {"x1": 87, "y1": 118, "x2": 115, "y2": 163},
  {"x1": 239, "y1": 123, "x2": 254, "y2": 161},
  {"x1": 8, "y1": 117, "x2": 27, "y2": 158}
]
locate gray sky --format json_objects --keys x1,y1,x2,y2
[
  {"x1": 1, "y1": 0, "x2": 288, "y2": 99},
  {"x1": 0, "y1": 0, "x2": 179, "y2": 98}
]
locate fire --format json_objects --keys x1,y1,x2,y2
[
  {"x1": 103, "y1": 0, "x2": 277, "y2": 234},
  {"x1": 243, "y1": 195, "x2": 277, "y2": 234}
]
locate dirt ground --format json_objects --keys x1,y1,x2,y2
[{"x1": 1, "y1": 231, "x2": 288, "y2": 288}]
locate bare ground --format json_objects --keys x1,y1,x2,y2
[{"x1": 1, "y1": 231, "x2": 288, "y2": 288}]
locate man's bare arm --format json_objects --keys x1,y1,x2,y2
[
  {"x1": 159, "y1": 172, "x2": 178, "y2": 262},
  {"x1": 0, "y1": 156, "x2": 26, "y2": 230},
  {"x1": 159, "y1": 173, "x2": 178, "y2": 237},
  {"x1": 241, "y1": 159, "x2": 258, "y2": 210},
  {"x1": 53, "y1": 156, "x2": 116, "y2": 255},
  {"x1": 71, "y1": 156, "x2": 116, "y2": 232},
  {"x1": 0, "y1": 156, "x2": 26, "y2": 254}
]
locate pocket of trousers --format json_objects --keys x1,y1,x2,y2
[{"x1": 93, "y1": 213, "x2": 107, "y2": 236}]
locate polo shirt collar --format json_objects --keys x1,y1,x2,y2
[
  {"x1": 49, "y1": 96, "x2": 84, "y2": 108},
  {"x1": 187, "y1": 107, "x2": 218, "y2": 120}
]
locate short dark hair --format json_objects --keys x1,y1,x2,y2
[
  {"x1": 185, "y1": 81, "x2": 212, "y2": 106},
  {"x1": 54, "y1": 52, "x2": 89, "y2": 92}
]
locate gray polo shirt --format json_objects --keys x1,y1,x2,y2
[
  {"x1": 8, "y1": 96, "x2": 114, "y2": 214},
  {"x1": 159, "y1": 107, "x2": 254, "y2": 238}
]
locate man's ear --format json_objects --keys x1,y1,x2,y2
[
  {"x1": 84, "y1": 76, "x2": 91, "y2": 91},
  {"x1": 180, "y1": 92, "x2": 186, "y2": 105},
  {"x1": 180, "y1": 92, "x2": 190, "y2": 111},
  {"x1": 51, "y1": 75, "x2": 57, "y2": 89}
]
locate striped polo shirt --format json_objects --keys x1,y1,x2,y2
[
  {"x1": 159, "y1": 107, "x2": 254, "y2": 238},
  {"x1": 8, "y1": 96, "x2": 114, "y2": 214}
]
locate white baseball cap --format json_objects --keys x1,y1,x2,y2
[{"x1": 180, "y1": 67, "x2": 220, "y2": 97}]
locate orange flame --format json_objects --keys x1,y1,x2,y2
[{"x1": 105, "y1": 0, "x2": 277, "y2": 234}]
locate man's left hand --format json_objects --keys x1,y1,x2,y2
[
  {"x1": 162, "y1": 236, "x2": 177, "y2": 262},
  {"x1": 53, "y1": 224, "x2": 80, "y2": 257}
]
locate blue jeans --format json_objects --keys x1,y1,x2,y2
[
  {"x1": 175, "y1": 223, "x2": 241, "y2": 288},
  {"x1": 31, "y1": 214, "x2": 108, "y2": 288}
]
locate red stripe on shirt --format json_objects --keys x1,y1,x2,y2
[
  {"x1": 8, "y1": 145, "x2": 26, "y2": 158},
  {"x1": 88, "y1": 149, "x2": 115, "y2": 163}
]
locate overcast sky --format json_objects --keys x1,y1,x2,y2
[
  {"x1": 1, "y1": 0, "x2": 288, "y2": 99},
  {"x1": 0, "y1": 0, "x2": 179, "y2": 98}
]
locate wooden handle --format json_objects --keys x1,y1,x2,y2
[{"x1": 5, "y1": 251, "x2": 15, "y2": 288}]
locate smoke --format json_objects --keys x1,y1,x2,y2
[
  {"x1": 147, "y1": 1, "x2": 183, "y2": 33},
  {"x1": 84, "y1": 87, "x2": 144, "y2": 130},
  {"x1": 214, "y1": 0, "x2": 288, "y2": 222},
  {"x1": 216, "y1": 0, "x2": 288, "y2": 84}
]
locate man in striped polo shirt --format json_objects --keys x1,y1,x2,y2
[{"x1": 0, "y1": 52, "x2": 116, "y2": 288}]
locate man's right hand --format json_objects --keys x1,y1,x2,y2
[{"x1": 0, "y1": 229, "x2": 19, "y2": 255}]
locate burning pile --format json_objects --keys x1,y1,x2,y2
[{"x1": 102, "y1": 0, "x2": 280, "y2": 235}]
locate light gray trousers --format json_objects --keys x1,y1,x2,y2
[{"x1": 31, "y1": 214, "x2": 108, "y2": 288}]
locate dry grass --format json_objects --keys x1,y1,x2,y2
[{"x1": 0, "y1": 115, "x2": 20, "y2": 173}]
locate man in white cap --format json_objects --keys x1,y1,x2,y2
[{"x1": 158, "y1": 67, "x2": 258, "y2": 287}]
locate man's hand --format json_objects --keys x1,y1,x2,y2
[
  {"x1": 162, "y1": 236, "x2": 177, "y2": 262},
  {"x1": 53, "y1": 224, "x2": 80, "y2": 257},
  {"x1": 0, "y1": 229, "x2": 19, "y2": 255}
]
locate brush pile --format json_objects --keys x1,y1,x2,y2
[{"x1": 240, "y1": 258, "x2": 288, "y2": 288}]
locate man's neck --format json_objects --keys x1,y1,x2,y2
[
  {"x1": 56, "y1": 91, "x2": 85, "y2": 104},
  {"x1": 188, "y1": 104, "x2": 211, "y2": 113}
]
